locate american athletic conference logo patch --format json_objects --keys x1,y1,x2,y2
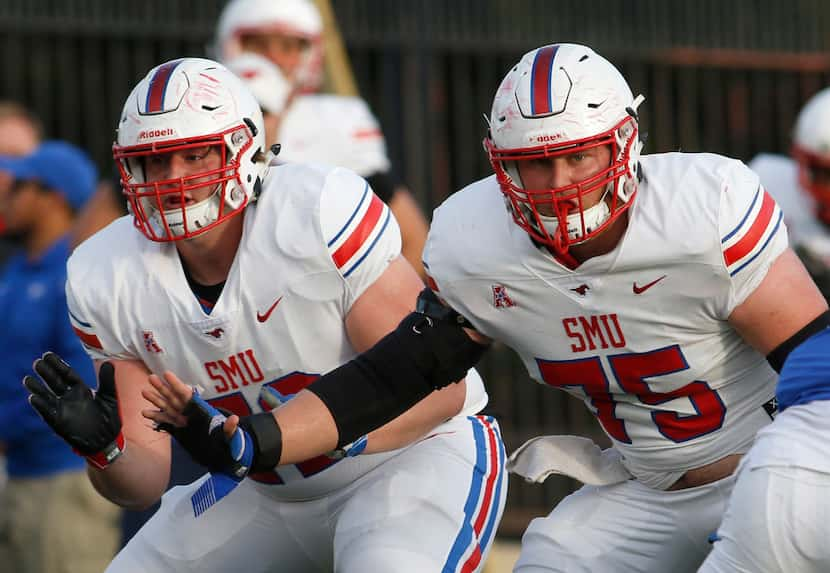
[
  {"x1": 143, "y1": 330, "x2": 163, "y2": 353},
  {"x1": 492, "y1": 284, "x2": 516, "y2": 308}
]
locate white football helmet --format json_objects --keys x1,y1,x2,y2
[
  {"x1": 215, "y1": 0, "x2": 324, "y2": 93},
  {"x1": 226, "y1": 53, "x2": 291, "y2": 116},
  {"x1": 792, "y1": 87, "x2": 830, "y2": 225},
  {"x1": 113, "y1": 57, "x2": 267, "y2": 242},
  {"x1": 485, "y1": 43, "x2": 644, "y2": 256}
]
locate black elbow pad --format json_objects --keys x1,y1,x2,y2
[{"x1": 307, "y1": 303, "x2": 488, "y2": 447}]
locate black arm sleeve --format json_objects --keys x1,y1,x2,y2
[
  {"x1": 307, "y1": 290, "x2": 488, "y2": 447},
  {"x1": 365, "y1": 171, "x2": 398, "y2": 204},
  {"x1": 767, "y1": 310, "x2": 830, "y2": 372}
]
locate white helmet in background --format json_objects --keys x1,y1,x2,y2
[
  {"x1": 792, "y1": 87, "x2": 830, "y2": 224},
  {"x1": 113, "y1": 57, "x2": 267, "y2": 242},
  {"x1": 226, "y1": 53, "x2": 292, "y2": 117},
  {"x1": 485, "y1": 43, "x2": 644, "y2": 255},
  {"x1": 215, "y1": 0, "x2": 324, "y2": 93}
]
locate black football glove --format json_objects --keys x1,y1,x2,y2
[
  {"x1": 156, "y1": 393, "x2": 254, "y2": 479},
  {"x1": 157, "y1": 392, "x2": 283, "y2": 479},
  {"x1": 23, "y1": 352, "x2": 125, "y2": 469},
  {"x1": 156, "y1": 393, "x2": 284, "y2": 516}
]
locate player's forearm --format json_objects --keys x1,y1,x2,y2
[
  {"x1": 361, "y1": 381, "x2": 466, "y2": 454},
  {"x1": 271, "y1": 390, "x2": 339, "y2": 464},
  {"x1": 87, "y1": 441, "x2": 170, "y2": 510}
]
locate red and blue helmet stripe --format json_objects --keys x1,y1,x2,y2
[
  {"x1": 144, "y1": 59, "x2": 184, "y2": 114},
  {"x1": 529, "y1": 45, "x2": 559, "y2": 116}
]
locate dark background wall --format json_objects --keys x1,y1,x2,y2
[{"x1": 2, "y1": 0, "x2": 828, "y2": 536}]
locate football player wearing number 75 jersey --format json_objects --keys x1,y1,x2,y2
[
  {"x1": 138, "y1": 43, "x2": 829, "y2": 573},
  {"x1": 22, "y1": 58, "x2": 506, "y2": 572},
  {"x1": 415, "y1": 42, "x2": 827, "y2": 572}
]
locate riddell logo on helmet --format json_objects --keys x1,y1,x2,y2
[
  {"x1": 138, "y1": 128, "x2": 175, "y2": 139},
  {"x1": 536, "y1": 134, "x2": 563, "y2": 143}
]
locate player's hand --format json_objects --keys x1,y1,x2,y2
[
  {"x1": 142, "y1": 372, "x2": 253, "y2": 480},
  {"x1": 23, "y1": 353, "x2": 125, "y2": 469}
]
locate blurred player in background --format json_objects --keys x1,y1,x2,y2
[
  {"x1": 748, "y1": 87, "x2": 830, "y2": 298},
  {"x1": 138, "y1": 43, "x2": 829, "y2": 572},
  {"x1": 25, "y1": 58, "x2": 505, "y2": 572},
  {"x1": 699, "y1": 325, "x2": 830, "y2": 573},
  {"x1": 215, "y1": 0, "x2": 430, "y2": 280},
  {"x1": 224, "y1": 53, "x2": 292, "y2": 157}
]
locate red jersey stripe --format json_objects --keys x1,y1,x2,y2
[
  {"x1": 425, "y1": 273, "x2": 440, "y2": 292},
  {"x1": 724, "y1": 191, "x2": 775, "y2": 266},
  {"x1": 332, "y1": 193, "x2": 384, "y2": 268},
  {"x1": 72, "y1": 326, "x2": 103, "y2": 350},
  {"x1": 352, "y1": 128, "x2": 383, "y2": 139}
]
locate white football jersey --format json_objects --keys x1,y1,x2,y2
[
  {"x1": 67, "y1": 162, "x2": 486, "y2": 500},
  {"x1": 276, "y1": 94, "x2": 391, "y2": 177},
  {"x1": 749, "y1": 153, "x2": 830, "y2": 274},
  {"x1": 425, "y1": 152, "x2": 786, "y2": 489}
]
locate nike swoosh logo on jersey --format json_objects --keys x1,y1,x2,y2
[
  {"x1": 632, "y1": 275, "x2": 666, "y2": 294},
  {"x1": 256, "y1": 296, "x2": 283, "y2": 323}
]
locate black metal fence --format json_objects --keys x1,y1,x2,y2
[{"x1": 2, "y1": 0, "x2": 829, "y2": 536}]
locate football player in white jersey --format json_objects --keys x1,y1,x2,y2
[
  {"x1": 698, "y1": 327, "x2": 830, "y2": 572},
  {"x1": 124, "y1": 44, "x2": 829, "y2": 571},
  {"x1": 749, "y1": 87, "x2": 830, "y2": 297},
  {"x1": 215, "y1": 0, "x2": 430, "y2": 280},
  {"x1": 22, "y1": 58, "x2": 506, "y2": 572}
]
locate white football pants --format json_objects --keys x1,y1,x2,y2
[{"x1": 106, "y1": 415, "x2": 506, "y2": 573}]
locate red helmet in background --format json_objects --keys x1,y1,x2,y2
[
  {"x1": 792, "y1": 87, "x2": 830, "y2": 226},
  {"x1": 215, "y1": 0, "x2": 324, "y2": 93}
]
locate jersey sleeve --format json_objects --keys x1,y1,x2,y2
[
  {"x1": 319, "y1": 167, "x2": 402, "y2": 309},
  {"x1": 337, "y1": 98, "x2": 392, "y2": 178},
  {"x1": 718, "y1": 160, "x2": 788, "y2": 314},
  {"x1": 66, "y1": 256, "x2": 136, "y2": 362}
]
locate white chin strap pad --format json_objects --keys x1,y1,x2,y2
[{"x1": 538, "y1": 198, "x2": 611, "y2": 243}]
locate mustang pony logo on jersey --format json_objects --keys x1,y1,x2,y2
[
  {"x1": 492, "y1": 284, "x2": 516, "y2": 308},
  {"x1": 571, "y1": 284, "x2": 590, "y2": 296},
  {"x1": 204, "y1": 327, "x2": 224, "y2": 339},
  {"x1": 142, "y1": 331, "x2": 163, "y2": 353}
]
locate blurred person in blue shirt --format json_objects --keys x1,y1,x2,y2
[{"x1": 0, "y1": 141, "x2": 120, "y2": 573}]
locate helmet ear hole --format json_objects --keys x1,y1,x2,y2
[{"x1": 243, "y1": 117, "x2": 259, "y2": 137}]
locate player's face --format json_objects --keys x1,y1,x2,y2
[
  {"x1": 240, "y1": 32, "x2": 310, "y2": 80},
  {"x1": 143, "y1": 145, "x2": 224, "y2": 210},
  {"x1": 0, "y1": 179, "x2": 41, "y2": 236},
  {"x1": 516, "y1": 144, "x2": 612, "y2": 217}
]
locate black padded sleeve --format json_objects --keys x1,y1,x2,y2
[{"x1": 307, "y1": 292, "x2": 489, "y2": 447}]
